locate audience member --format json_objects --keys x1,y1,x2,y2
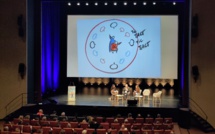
[{"x1": 37, "y1": 109, "x2": 44, "y2": 117}]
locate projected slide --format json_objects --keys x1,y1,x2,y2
[
  {"x1": 67, "y1": 15, "x2": 178, "y2": 79},
  {"x1": 78, "y1": 18, "x2": 160, "y2": 77}
]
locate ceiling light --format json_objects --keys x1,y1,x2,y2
[
  {"x1": 124, "y1": 2, "x2": 127, "y2": 6},
  {"x1": 95, "y1": 2, "x2": 98, "y2": 6},
  {"x1": 143, "y1": 2, "x2": 147, "y2": 5},
  {"x1": 77, "y1": 2, "x2": 80, "y2": 6},
  {"x1": 133, "y1": 2, "x2": 137, "y2": 5},
  {"x1": 173, "y1": 2, "x2": 176, "y2": 5},
  {"x1": 68, "y1": 2, "x2": 71, "y2": 6},
  {"x1": 85, "y1": 2, "x2": 89, "y2": 6},
  {"x1": 153, "y1": 2, "x2": 156, "y2": 5},
  {"x1": 104, "y1": 2, "x2": 108, "y2": 6},
  {"x1": 114, "y1": 2, "x2": 117, "y2": 6}
]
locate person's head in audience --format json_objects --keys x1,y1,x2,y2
[
  {"x1": 98, "y1": 125, "x2": 103, "y2": 129},
  {"x1": 128, "y1": 113, "x2": 132, "y2": 118},
  {"x1": 18, "y1": 115, "x2": 24, "y2": 124},
  {"x1": 114, "y1": 118, "x2": 118, "y2": 123},
  {"x1": 120, "y1": 124, "x2": 127, "y2": 130},
  {"x1": 157, "y1": 114, "x2": 161, "y2": 118},
  {"x1": 4, "y1": 126, "x2": 9, "y2": 131},
  {"x1": 132, "y1": 125, "x2": 138, "y2": 130},
  {"x1": 24, "y1": 115, "x2": 30, "y2": 119},
  {"x1": 41, "y1": 116, "x2": 47, "y2": 121},
  {"x1": 60, "y1": 129, "x2": 66, "y2": 134},
  {"x1": 137, "y1": 113, "x2": 142, "y2": 118},
  {"x1": 146, "y1": 114, "x2": 151, "y2": 118},
  {"x1": 124, "y1": 118, "x2": 128, "y2": 123},
  {"x1": 82, "y1": 129, "x2": 87, "y2": 134},
  {"x1": 61, "y1": 112, "x2": 66, "y2": 116},
  {"x1": 116, "y1": 114, "x2": 121, "y2": 118},
  {"x1": 37, "y1": 109, "x2": 44, "y2": 116},
  {"x1": 15, "y1": 127, "x2": 21, "y2": 132},
  {"x1": 50, "y1": 110, "x2": 57, "y2": 116},
  {"x1": 82, "y1": 119, "x2": 87, "y2": 123}
]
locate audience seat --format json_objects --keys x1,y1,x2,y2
[
  {"x1": 63, "y1": 128, "x2": 73, "y2": 134},
  {"x1": 96, "y1": 128, "x2": 107, "y2": 134},
  {"x1": 70, "y1": 122, "x2": 79, "y2": 128},
  {"x1": 52, "y1": 127, "x2": 62, "y2": 134},
  {"x1": 135, "y1": 118, "x2": 144, "y2": 124},
  {"x1": 74, "y1": 128, "x2": 84, "y2": 134}
]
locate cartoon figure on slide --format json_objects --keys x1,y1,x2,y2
[{"x1": 109, "y1": 35, "x2": 122, "y2": 53}]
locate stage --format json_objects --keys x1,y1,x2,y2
[
  {"x1": 45, "y1": 94, "x2": 179, "y2": 108},
  {"x1": 43, "y1": 86, "x2": 180, "y2": 108},
  {"x1": 14, "y1": 87, "x2": 181, "y2": 122}
]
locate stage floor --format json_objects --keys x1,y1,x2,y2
[{"x1": 45, "y1": 94, "x2": 179, "y2": 108}]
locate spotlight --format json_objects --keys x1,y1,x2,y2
[
  {"x1": 124, "y1": 2, "x2": 127, "y2": 6},
  {"x1": 143, "y1": 2, "x2": 147, "y2": 5},
  {"x1": 173, "y1": 2, "x2": 176, "y2": 5},
  {"x1": 133, "y1": 2, "x2": 137, "y2": 5},
  {"x1": 153, "y1": 2, "x2": 156, "y2": 5},
  {"x1": 68, "y1": 2, "x2": 71, "y2": 6},
  {"x1": 113, "y1": 2, "x2": 117, "y2": 6},
  {"x1": 95, "y1": 2, "x2": 98, "y2": 6},
  {"x1": 104, "y1": 2, "x2": 108, "y2": 6},
  {"x1": 85, "y1": 2, "x2": 89, "y2": 6},
  {"x1": 77, "y1": 2, "x2": 80, "y2": 6}
]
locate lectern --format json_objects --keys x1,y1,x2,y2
[{"x1": 68, "y1": 86, "x2": 76, "y2": 101}]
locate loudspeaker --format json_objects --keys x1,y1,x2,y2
[
  {"x1": 127, "y1": 100, "x2": 138, "y2": 106},
  {"x1": 18, "y1": 63, "x2": 26, "y2": 79},
  {"x1": 192, "y1": 14, "x2": 198, "y2": 38},
  {"x1": 192, "y1": 65, "x2": 199, "y2": 82}
]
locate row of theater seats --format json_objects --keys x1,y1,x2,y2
[
  {"x1": 1, "y1": 126, "x2": 174, "y2": 134},
  {"x1": 11, "y1": 116, "x2": 173, "y2": 125},
  {"x1": 2, "y1": 117, "x2": 174, "y2": 134}
]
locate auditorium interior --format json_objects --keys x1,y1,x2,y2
[{"x1": 0, "y1": 0, "x2": 215, "y2": 134}]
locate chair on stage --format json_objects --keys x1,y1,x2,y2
[
  {"x1": 153, "y1": 91, "x2": 162, "y2": 102},
  {"x1": 142, "y1": 89, "x2": 150, "y2": 101}
]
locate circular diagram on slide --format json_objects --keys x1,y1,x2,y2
[{"x1": 85, "y1": 19, "x2": 139, "y2": 74}]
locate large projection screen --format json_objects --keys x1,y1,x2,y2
[{"x1": 67, "y1": 15, "x2": 178, "y2": 79}]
